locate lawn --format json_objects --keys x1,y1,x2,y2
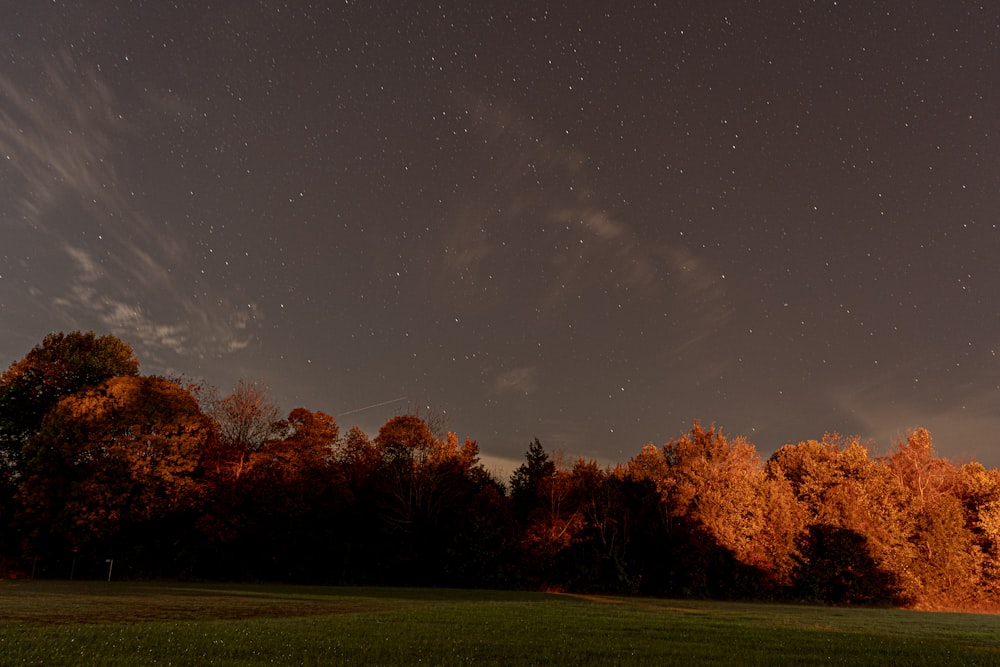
[{"x1": 1, "y1": 581, "x2": 998, "y2": 665}]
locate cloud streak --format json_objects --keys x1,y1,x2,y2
[
  {"x1": 0, "y1": 53, "x2": 121, "y2": 224},
  {"x1": 0, "y1": 50, "x2": 259, "y2": 361},
  {"x1": 494, "y1": 366, "x2": 540, "y2": 396},
  {"x1": 441, "y1": 96, "x2": 732, "y2": 322}
]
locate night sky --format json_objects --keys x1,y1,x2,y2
[{"x1": 3, "y1": 2, "x2": 999, "y2": 473}]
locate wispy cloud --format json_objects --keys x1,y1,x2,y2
[
  {"x1": 51, "y1": 246, "x2": 260, "y2": 357},
  {"x1": 0, "y1": 50, "x2": 259, "y2": 361},
  {"x1": 0, "y1": 53, "x2": 121, "y2": 225},
  {"x1": 495, "y1": 366, "x2": 540, "y2": 396},
  {"x1": 441, "y1": 95, "x2": 731, "y2": 324}
]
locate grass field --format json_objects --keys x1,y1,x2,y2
[{"x1": 1, "y1": 582, "x2": 998, "y2": 665}]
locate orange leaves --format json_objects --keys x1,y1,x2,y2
[
  {"x1": 373, "y1": 414, "x2": 481, "y2": 476},
  {"x1": 888, "y1": 428, "x2": 958, "y2": 506},
  {"x1": 521, "y1": 512, "x2": 586, "y2": 556},
  {"x1": 200, "y1": 379, "x2": 284, "y2": 482},
  {"x1": 513, "y1": 450, "x2": 610, "y2": 582},
  {"x1": 252, "y1": 408, "x2": 340, "y2": 475},
  {"x1": 432, "y1": 431, "x2": 480, "y2": 469},
  {"x1": 18, "y1": 376, "x2": 211, "y2": 550},
  {"x1": 367, "y1": 416, "x2": 487, "y2": 533},
  {"x1": 0, "y1": 331, "x2": 139, "y2": 473},
  {"x1": 762, "y1": 429, "x2": 1000, "y2": 608},
  {"x1": 627, "y1": 423, "x2": 768, "y2": 567},
  {"x1": 7, "y1": 332, "x2": 1000, "y2": 603}
]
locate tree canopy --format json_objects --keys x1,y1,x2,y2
[
  {"x1": 0, "y1": 332, "x2": 139, "y2": 472},
  {"x1": 1, "y1": 331, "x2": 998, "y2": 611}
]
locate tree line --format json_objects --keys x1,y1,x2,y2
[{"x1": 1, "y1": 331, "x2": 998, "y2": 610}]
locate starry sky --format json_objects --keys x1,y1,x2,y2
[{"x1": 2, "y1": 1, "x2": 999, "y2": 473}]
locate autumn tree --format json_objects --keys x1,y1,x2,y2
[
  {"x1": 765, "y1": 431, "x2": 984, "y2": 606},
  {"x1": 768, "y1": 434, "x2": 916, "y2": 603},
  {"x1": 508, "y1": 440, "x2": 592, "y2": 588},
  {"x1": 767, "y1": 437, "x2": 844, "y2": 515},
  {"x1": 958, "y1": 461, "x2": 1000, "y2": 599},
  {"x1": 374, "y1": 417, "x2": 482, "y2": 527},
  {"x1": 17, "y1": 376, "x2": 210, "y2": 574},
  {"x1": 0, "y1": 332, "x2": 139, "y2": 473},
  {"x1": 621, "y1": 443, "x2": 672, "y2": 531},
  {"x1": 661, "y1": 423, "x2": 769, "y2": 581},
  {"x1": 754, "y1": 471, "x2": 809, "y2": 588},
  {"x1": 793, "y1": 524, "x2": 908, "y2": 606},
  {"x1": 200, "y1": 379, "x2": 283, "y2": 481},
  {"x1": 215, "y1": 408, "x2": 349, "y2": 580},
  {"x1": 516, "y1": 452, "x2": 587, "y2": 587},
  {"x1": 240, "y1": 408, "x2": 342, "y2": 522},
  {"x1": 617, "y1": 424, "x2": 776, "y2": 597},
  {"x1": 251, "y1": 408, "x2": 339, "y2": 478},
  {"x1": 550, "y1": 459, "x2": 642, "y2": 593},
  {"x1": 888, "y1": 429, "x2": 979, "y2": 607},
  {"x1": 889, "y1": 428, "x2": 957, "y2": 506},
  {"x1": 327, "y1": 425, "x2": 380, "y2": 581},
  {"x1": 372, "y1": 414, "x2": 440, "y2": 533},
  {"x1": 358, "y1": 415, "x2": 503, "y2": 585},
  {"x1": 336, "y1": 425, "x2": 379, "y2": 493},
  {"x1": 568, "y1": 460, "x2": 619, "y2": 573}
]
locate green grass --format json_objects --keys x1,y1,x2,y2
[{"x1": 1, "y1": 582, "x2": 998, "y2": 665}]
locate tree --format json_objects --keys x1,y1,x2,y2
[
  {"x1": 201, "y1": 379, "x2": 283, "y2": 481},
  {"x1": 621, "y1": 443, "x2": 672, "y2": 533},
  {"x1": 242, "y1": 408, "x2": 342, "y2": 517},
  {"x1": 371, "y1": 414, "x2": 436, "y2": 534},
  {"x1": 614, "y1": 424, "x2": 783, "y2": 597},
  {"x1": 17, "y1": 376, "x2": 210, "y2": 569},
  {"x1": 517, "y1": 453, "x2": 587, "y2": 586},
  {"x1": 0, "y1": 331, "x2": 139, "y2": 473},
  {"x1": 958, "y1": 462, "x2": 1000, "y2": 599},
  {"x1": 225, "y1": 408, "x2": 347, "y2": 581},
  {"x1": 887, "y1": 429, "x2": 979, "y2": 607},
  {"x1": 754, "y1": 471, "x2": 809, "y2": 588},
  {"x1": 793, "y1": 524, "x2": 909, "y2": 606},
  {"x1": 909, "y1": 494, "x2": 981, "y2": 607},
  {"x1": 352, "y1": 414, "x2": 500, "y2": 585},
  {"x1": 375, "y1": 414, "x2": 437, "y2": 459},
  {"x1": 371, "y1": 415, "x2": 479, "y2": 533},
  {"x1": 251, "y1": 408, "x2": 339, "y2": 477},
  {"x1": 509, "y1": 438, "x2": 556, "y2": 521},
  {"x1": 545, "y1": 459, "x2": 643, "y2": 593},
  {"x1": 767, "y1": 436, "x2": 844, "y2": 516},
  {"x1": 768, "y1": 435, "x2": 918, "y2": 601},
  {"x1": 336, "y1": 425, "x2": 379, "y2": 490},
  {"x1": 889, "y1": 428, "x2": 956, "y2": 506},
  {"x1": 659, "y1": 422, "x2": 768, "y2": 568}
]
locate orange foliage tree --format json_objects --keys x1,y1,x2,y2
[
  {"x1": 768, "y1": 434, "x2": 914, "y2": 603},
  {"x1": 8, "y1": 331, "x2": 1000, "y2": 604},
  {"x1": 516, "y1": 453, "x2": 587, "y2": 586},
  {"x1": 371, "y1": 415, "x2": 482, "y2": 531},
  {"x1": 200, "y1": 379, "x2": 284, "y2": 482},
  {"x1": 361, "y1": 414, "x2": 498, "y2": 584},
  {"x1": 18, "y1": 376, "x2": 210, "y2": 563},
  {"x1": 0, "y1": 331, "x2": 139, "y2": 474},
  {"x1": 958, "y1": 461, "x2": 1000, "y2": 597},
  {"x1": 888, "y1": 429, "x2": 980, "y2": 607}
]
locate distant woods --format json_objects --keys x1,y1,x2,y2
[{"x1": 2, "y1": 331, "x2": 999, "y2": 610}]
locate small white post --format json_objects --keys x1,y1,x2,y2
[{"x1": 105, "y1": 558, "x2": 114, "y2": 582}]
